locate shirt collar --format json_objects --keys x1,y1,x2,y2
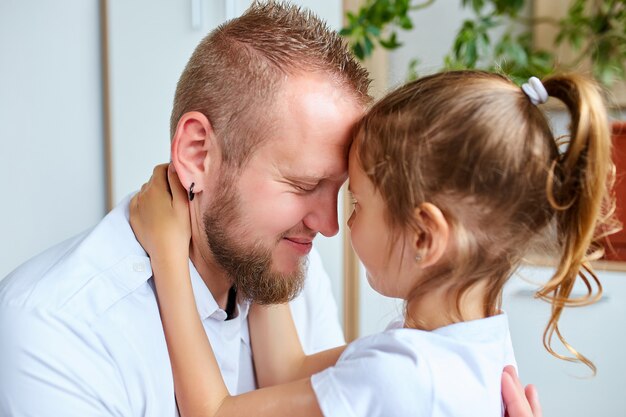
[
  {"x1": 80, "y1": 193, "x2": 153, "y2": 292},
  {"x1": 108, "y1": 193, "x2": 251, "y2": 323},
  {"x1": 188, "y1": 260, "x2": 251, "y2": 322}
]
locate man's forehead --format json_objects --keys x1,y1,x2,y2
[{"x1": 272, "y1": 139, "x2": 348, "y2": 181}]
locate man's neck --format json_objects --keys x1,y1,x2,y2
[{"x1": 189, "y1": 239, "x2": 233, "y2": 310}]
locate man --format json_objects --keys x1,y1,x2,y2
[
  {"x1": 0, "y1": 2, "x2": 366, "y2": 416},
  {"x1": 0, "y1": 2, "x2": 539, "y2": 416}
]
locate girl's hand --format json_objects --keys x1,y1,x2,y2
[{"x1": 130, "y1": 164, "x2": 191, "y2": 261}]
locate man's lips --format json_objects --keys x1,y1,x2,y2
[
  {"x1": 283, "y1": 237, "x2": 314, "y2": 254},
  {"x1": 285, "y1": 237, "x2": 314, "y2": 244}
]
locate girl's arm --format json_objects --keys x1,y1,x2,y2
[
  {"x1": 249, "y1": 303, "x2": 345, "y2": 387},
  {"x1": 129, "y1": 164, "x2": 324, "y2": 417},
  {"x1": 130, "y1": 164, "x2": 229, "y2": 416},
  {"x1": 150, "y1": 254, "x2": 229, "y2": 417}
]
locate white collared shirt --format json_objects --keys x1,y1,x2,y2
[{"x1": 0, "y1": 196, "x2": 344, "y2": 417}]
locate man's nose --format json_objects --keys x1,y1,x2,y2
[{"x1": 304, "y1": 191, "x2": 340, "y2": 238}]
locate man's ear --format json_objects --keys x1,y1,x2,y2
[
  {"x1": 170, "y1": 111, "x2": 217, "y2": 195},
  {"x1": 412, "y1": 202, "x2": 449, "y2": 268}
]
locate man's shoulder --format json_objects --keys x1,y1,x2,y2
[
  {"x1": 0, "y1": 197, "x2": 153, "y2": 322},
  {"x1": 0, "y1": 231, "x2": 89, "y2": 309}
]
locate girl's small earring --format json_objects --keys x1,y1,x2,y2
[
  {"x1": 415, "y1": 254, "x2": 422, "y2": 262},
  {"x1": 188, "y1": 182, "x2": 195, "y2": 201}
]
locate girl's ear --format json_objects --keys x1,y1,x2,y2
[
  {"x1": 412, "y1": 202, "x2": 449, "y2": 268},
  {"x1": 170, "y1": 111, "x2": 219, "y2": 196}
]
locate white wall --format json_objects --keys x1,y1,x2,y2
[
  {"x1": 0, "y1": 0, "x2": 105, "y2": 278},
  {"x1": 505, "y1": 265, "x2": 626, "y2": 417}
]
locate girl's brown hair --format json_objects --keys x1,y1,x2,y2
[{"x1": 354, "y1": 70, "x2": 619, "y2": 372}]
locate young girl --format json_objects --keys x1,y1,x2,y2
[{"x1": 130, "y1": 71, "x2": 616, "y2": 417}]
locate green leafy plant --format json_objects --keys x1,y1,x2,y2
[
  {"x1": 339, "y1": 0, "x2": 434, "y2": 59},
  {"x1": 340, "y1": 0, "x2": 626, "y2": 86}
]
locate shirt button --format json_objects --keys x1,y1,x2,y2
[{"x1": 133, "y1": 262, "x2": 145, "y2": 272}]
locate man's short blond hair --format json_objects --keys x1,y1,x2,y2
[{"x1": 170, "y1": 0, "x2": 371, "y2": 168}]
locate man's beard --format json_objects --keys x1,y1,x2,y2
[{"x1": 202, "y1": 176, "x2": 306, "y2": 305}]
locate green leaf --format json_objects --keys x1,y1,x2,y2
[
  {"x1": 366, "y1": 25, "x2": 381, "y2": 36},
  {"x1": 399, "y1": 15, "x2": 414, "y2": 30},
  {"x1": 379, "y1": 32, "x2": 402, "y2": 49},
  {"x1": 338, "y1": 28, "x2": 352, "y2": 37},
  {"x1": 363, "y1": 35, "x2": 374, "y2": 57},
  {"x1": 353, "y1": 42, "x2": 365, "y2": 60},
  {"x1": 462, "y1": 0, "x2": 485, "y2": 14},
  {"x1": 492, "y1": 0, "x2": 525, "y2": 17}
]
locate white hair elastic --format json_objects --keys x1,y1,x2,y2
[{"x1": 521, "y1": 76, "x2": 548, "y2": 105}]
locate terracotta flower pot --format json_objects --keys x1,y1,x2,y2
[{"x1": 602, "y1": 121, "x2": 626, "y2": 261}]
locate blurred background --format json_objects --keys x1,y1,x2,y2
[{"x1": 1, "y1": 1, "x2": 625, "y2": 416}]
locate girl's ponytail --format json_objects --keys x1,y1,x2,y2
[{"x1": 538, "y1": 74, "x2": 619, "y2": 373}]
